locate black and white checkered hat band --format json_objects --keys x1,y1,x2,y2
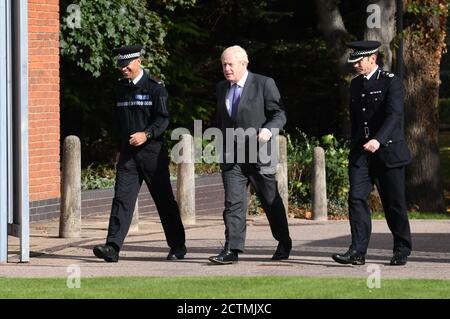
[
  {"x1": 116, "y1": 52, "x2": 141, "y2": 60},
  {"x1": 348, "y1": 48, "x2": 379, "y2": 62}
]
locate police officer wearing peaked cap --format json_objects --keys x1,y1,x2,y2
[
  {"x1": 331, "y1": 40, "x2": 413, "y2": 266},
  {"x1": 93, "y1": 44, "x2": 186, "y2": 262}
]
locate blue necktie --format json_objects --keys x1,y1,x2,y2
[{"x1": 230, "y1": 84, "x2": 241, "y2": 119}]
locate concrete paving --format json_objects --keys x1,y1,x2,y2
[{"x1": 1, "y1": 213, "x2": 450, "y2": 280}]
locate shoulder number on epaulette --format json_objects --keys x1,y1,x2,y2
[{"x1": 381, "y1": 71, "x2": 395, "y2": 78}]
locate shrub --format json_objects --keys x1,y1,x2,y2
[
  {"x1": 81, "y1": 164, "x2": 116, "y2": 190},
  {"x1": 286, "y1": 130, "x2": 350, "y2": 217}
]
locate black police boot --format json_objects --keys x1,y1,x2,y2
[
  {"x1": 332, "y1": 249, "x2": 365, "y2": 265},
  {"x1": 93, "y1": 243, "x2": 119, "y2": 262},
  {"x1": 272, "y1": 239, "x2": 292, "y2": 260},
  {"x1": 167, "y1": 245, "x2": 187, "y2": 260},
  {"x1": 390, "y1": 252, "x2": 408, "y2": 266}
]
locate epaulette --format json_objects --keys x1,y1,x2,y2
[
  {"x1": 142, "y1": 68, "x2": 164, "y2": 85},
  {"x1": 378, "y1": 70, "x2": 395, "y2": 79},
  {"x1": 149, "y1": 75, "x2": 164, "y2": 85}
]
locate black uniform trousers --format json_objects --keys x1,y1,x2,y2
[
  {"x1": 348, "y1": 154, "x2": 412, "y2": 256},
  {"x1": 106, "y1": 142, "x2": 185, "y2": 251},
  {"x1": 222, "y1": 163, "x2": 291, "y2": 252}
]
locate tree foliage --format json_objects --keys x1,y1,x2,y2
[
  {"x1": 59, "y1": 0, "x2": 450, "y2": 213},
  {"x1": 162, "y1": 0, "x2": 344, "y2": 136},
  {"x1": 60, "y1": 0, "x2": 169, "y2": 78},
  {"x1": 60, "y1": 0, "x2": 197, "y2": 166}
]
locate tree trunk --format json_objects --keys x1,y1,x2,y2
[
  {"x1": 315, "y1": 0, "x2": 351, "y2": 74},
  {"x1": 364, "y1": 0, "x2": 397, "y2": 70},
  {"x1": 315, "y1": 0, "x2": 397, "y2": 135},
  {"x1": 403, "y1": 0, "x2": 447, "y2": 212},
  {"x1": 315, "y1": 0, "x2": 353, "y2": 135}
]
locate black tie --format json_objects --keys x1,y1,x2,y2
[{"x1": 363, "y1": 77, "x2": 369, "y2": 89}]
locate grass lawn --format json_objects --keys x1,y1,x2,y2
[
  {"x1": 0, "y1": 276, "x2": 450, "y2": 299},
  {"x1": 372, "y1": 211, "x2": 450, "y2": 219}
]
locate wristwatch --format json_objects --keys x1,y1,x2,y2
[{"x1": 145, "y1": 131, "x2": 152, "y2": 140}]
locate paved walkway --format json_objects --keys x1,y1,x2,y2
[{"x1": 1, "y1": 213, "x2": 450, "y2": 280}]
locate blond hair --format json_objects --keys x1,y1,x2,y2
[{"x1": 221, "y1": 45, "x2": 249, "y2": 65}]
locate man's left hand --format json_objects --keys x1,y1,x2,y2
[
  {"x1": 129, "y1": 132, "x2": 147, "y2": 146},
  {"x1": 258, "y1": 128, "x2": 273, "y2": 143},
  {"x1": 363, "y1": 139, "x2": 380, "y2": 153}
]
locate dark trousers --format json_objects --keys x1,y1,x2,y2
[
  {"x1": 221, "y1": 164, "x2": 291, "y2": 252},
  {"x1": 106, "y1": 144, "x2": 185, "y2": 251},
  {"x1": 348, "y1": 156, "x2": 412, "y2": 255}
]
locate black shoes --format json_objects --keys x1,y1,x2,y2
[
  {"x1": 93, "y1": 244, "x2": 119, "y2": 262},
  {"x1": 209, "y1": 240, "x2": 292, "y2": 264},
  {"x1": 272, "y1": 239, "x2": 292, "y2": 260},
  {"x1": 390, "y1": 252, "x2": 408, "y2": 266},
  {"x1": 332, "y1": 249, "x2": 366, "y2": 265},
  {"x1": 167, "y1": 245, "x2": 187, "y2": 260},
  {"x1": 209, "y1": 249, "x2": 239, "y2": 265},
  {"x1": 93, "y1": 243, "x2": 187, "y2": 262}
]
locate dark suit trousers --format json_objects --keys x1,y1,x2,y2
[
  {"x1": 221, "y1": 163, "x2": 291, "y2": 252},
  {"x1": 106, "y1": 146, "x2": 185, "y2": 251},
  {"x1": 348, "y1": 155, "x2": 412, "y2": 255}
]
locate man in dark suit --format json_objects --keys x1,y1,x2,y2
[
  {"x1": 332, "y1": 40, "x2": 412, "y2": 266},
  {"x1": 209, "y1": 45, "x2": 292, "y2": 265}
]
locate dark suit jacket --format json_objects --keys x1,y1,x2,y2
[
  {"x1": 216, "y1": 71, "x2": 286, "y2": 173},
  {"x1": 348, "y1": 69, "x2": 411, "y2": 168}
]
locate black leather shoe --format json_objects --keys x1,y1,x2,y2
[
  {"x1": 332, "y1": 249, "x2": 365, "y2": 265},
  {"x1": 93, "y1": 244, "x2": 119, "y2": 262},
  {"x1": 209, "y1": 250, "x2": 238, "y2": 265},
  {"x1": 272, "y1": 239, "x2": 292, "y2": 260},
  {"x1": 167, "y1": 245, "x2": 187, "y2": 260},
  {"x1": 390, "y1": 253, "x2": 408, "y2": 266}
]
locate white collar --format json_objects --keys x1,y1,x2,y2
[
  {"x1": 231, "y1": 70, "x2": 249, "y2": 88},
  {"x1": 131, "y1": 69, "x2": 144, "y2": 85},
  {"x1": 364, "y1": 65, "x2": 379, "y2": 80}
]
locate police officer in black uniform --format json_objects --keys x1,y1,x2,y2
[
  {"x1": 332, "y1": 41, "x2": 412, "y2": 266},
  {"x1": 93, "y1": 45, "x2": 186, "y2": 262}
]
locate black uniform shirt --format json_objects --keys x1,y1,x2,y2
[{"x1": 114, "y1": 71, "x2": 169, "y2": 150}]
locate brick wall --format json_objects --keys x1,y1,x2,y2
[
  {"x1": 30, "y1": 175, "x2": 227, "y2": 222},
  {"x1": 28, "y1": 0, "x2": 60, "y2": 202}
]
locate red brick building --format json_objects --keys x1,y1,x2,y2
[
  {"x1": 1, "y1": 0, "x2": 60, "y2": 262},
  {"x1": 28, "y1": 0, "x2": 60, "y2": 204}
]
